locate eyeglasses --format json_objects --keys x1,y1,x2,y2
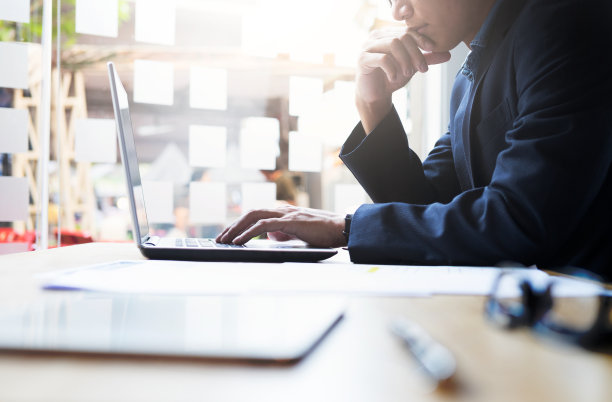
[{"x1": 485, "y1": 270, "x2": 612, "y2": 352}]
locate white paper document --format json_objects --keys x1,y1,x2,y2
[
  {"x1": 39, "y1": 259, "x2": 595, "y2": 298},
  {"x1": 41, "y1": 260, "x2": 428, "y2": 296}
]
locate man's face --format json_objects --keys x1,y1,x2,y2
[{"x1": 389, "y1": 0, "x2": 493, "y2": 51}]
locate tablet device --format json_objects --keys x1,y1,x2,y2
[{"x1": 0, "y1": 293, "x2": 344, "y2": 364}]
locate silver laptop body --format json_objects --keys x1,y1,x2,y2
[{"x1": 108, "y1": 62, "x2": 337, "y2": 262}]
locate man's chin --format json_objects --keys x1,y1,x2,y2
[{"x1": 438, "y1": 39, "x2": 466, "y2": 53}]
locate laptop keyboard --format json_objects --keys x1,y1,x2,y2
[{"x1": 175, "y1": 238, "x2": 245, "y2": 248}]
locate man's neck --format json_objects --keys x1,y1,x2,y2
[{"x1": 464, "y1": 0, "x2": 497, "y2": 49}]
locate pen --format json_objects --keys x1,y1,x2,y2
[{"x1": 390, "y1": 318, "x2": 457, "y2": 386}]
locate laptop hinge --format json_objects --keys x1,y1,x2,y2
[{"x1": 143, "y1": 235, "x2": 160, "y2": 246}]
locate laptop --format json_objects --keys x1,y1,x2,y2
[{"x1": 108, "y1": 62, "x2": 337, "y2": 263}]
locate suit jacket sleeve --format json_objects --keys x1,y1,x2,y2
[
  {"x1": 338, "y1": 1, "x2": 612, "y2": 267},
  {"x1": 339, "y1": 107, "x2": 461, "y2": 205}
]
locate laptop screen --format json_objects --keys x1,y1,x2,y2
[{"x1": 109, "y1": 63, "x2": 150, "y2": 244}]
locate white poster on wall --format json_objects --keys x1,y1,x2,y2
[
  {"x1": 141, "y1": 181, "x2": 175, "y2": 224},
  {"x1": 189, "y1": 182, "x2": 226, "y2": 225},
  {"x1": 334, "y1": 183, "x2": 367, "y2": 215},
  {"x1": 133, "y1": 60, "x2": 174, "y2": 106},
  {"x1": 189, "y1": 125, "x2": 227, "y2": 168},
  {"x1": 289, "y1": 76, "x2": 323, "y2": 116},
  {"x1": 288, "y1": 131, "x2": 322, "y2": 173},
  {"x1": 0, "y1": 177, "x2": 29, "y2": 222},
  {"x1": 74, "y1": 118, "x2": 117, "y2": 163},
  {"x1": 239, "y1": 117, "x2": 279, "y2": 171},
  {"x1": 0, "y1": 108, "x2": 28, "y2": 154},
  {"x1": 297, "y1": 80, "x2": 360, "y2": 148},
  {"x1": 241, "y1": 182, "x2": 276, "y2": 213},
  {"x1": 0, "y1": 42, "x2": 29, "y2": 89},
  {"x1": 190, "y1": 67, "x2": 228, "y2": 110},
  {"x1": 135, "y1": 0, "x2": 176, "y2": 45},
  {"x1": 75, "y1": 0, "x2": 118, "y2": 38},
  {"x1": 0, "y1": 0, "x2": 30, "y2": 23}
]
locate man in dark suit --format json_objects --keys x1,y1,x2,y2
[{"x1": 218, "y1": 0, "x2": 612, "y2": 281}]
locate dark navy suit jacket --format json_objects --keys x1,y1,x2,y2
[{"x1": 339, "y1": 0, "x2": 612, "y2": 281}]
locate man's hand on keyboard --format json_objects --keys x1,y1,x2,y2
[{"x1": 215, "y1": 206, "x2": 347, "y2": 248}]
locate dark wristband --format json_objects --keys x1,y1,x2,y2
[{"x1": 342, "y1": 214, "x2": 353, "y2": 243}]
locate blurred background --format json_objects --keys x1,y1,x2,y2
[{"x1": 0, "y1": 0, "x2": 468, "y2": 251}]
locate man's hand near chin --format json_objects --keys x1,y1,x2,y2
[{"x1": 356, "y1": 27, "x2": 451, "y2": 134}]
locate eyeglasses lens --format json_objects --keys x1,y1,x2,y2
[
  {"x1": 545, "y1": 289, "x2": 601, "y2": 333},
  {"x1": 489, "y1": 274, "x2": 527, "y2": 327},
  {"x1": 492, "y1": 273, "x2": 605, "y2": 332}
]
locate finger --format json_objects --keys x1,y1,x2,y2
[
  {"x1": 389, "y1": 36, "x2": 424, "y2": 74},
  {"x1": 405, "y1": 30, "x2": 436, "y2": 52},
  {"x1": 217, "y1": 216, "x2": 247, "y2": 243},
  {"x1": 219, "y1": 209, "x2": 279, "y2": 244},
  {"x1": 216, "y1": 219, "x2": 239, "y2": 241},
  {"x1": 424, "y1": 51, "x2": 452, "y2": 66},
  {"x1": 359, "y1": 51, "x2": 400, "y2": 82},
  {"x1": 397, "y1": 33, "x2": 429, "y2": 73},
  {"x1": 219, "y1": 205, "x2": 299, "y2": 243},
  {"x1": 366, "y1": 35, "x2": 426, "y2": 74},
  {"x1": 233, "y1": 218, "x2": 286, "y2": 245},
  {"x1": 215, "y1": 225, "x2": 230, "y2": 242},
  {"x1": 218, "y1": 214, "x2": 259, "y2": 244},
  {"x1": 368, "y1": 28, "x2": 436, "y2": 53}
]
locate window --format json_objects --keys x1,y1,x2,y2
[{"x1": 0, "y1": 0, "x2": 452, "y2": 249}]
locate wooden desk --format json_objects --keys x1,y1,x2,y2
[{"x1": 0, "y1": 243, "x2": 610, "y2": 402}]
